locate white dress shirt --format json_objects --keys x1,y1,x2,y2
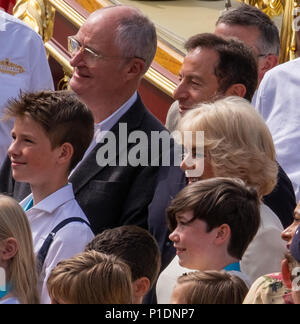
[
  {"x1": 71, "y1": 92, "x2": 137, "y2": 174},
  {"x1": 255, "y1": 58, "x2": 300, "y2": 200},
  {"x1": 0, "y1": 11, "x2": 54, "y2": 168},
  {"x1": 20, "y1": 183, "x2": 94, "y2": 304}
]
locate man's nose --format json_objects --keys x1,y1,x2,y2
[
  {"x1": 173, "y1": 81, "x2": 189, "y2": 101},
  {"x1": 69, "y1": 49, "x2": 84, "y2": 67}
]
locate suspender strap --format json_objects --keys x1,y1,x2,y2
[{"x1": 37, "y1": 217, "x2": 91, "y2": 273}]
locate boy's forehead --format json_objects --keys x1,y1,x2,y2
[
  {"x1": 176, "y1": 210, "x2": 194, "y2": 219},
  {"x1": 13, "y1": 115, "x2": 47, "y2": 136}
]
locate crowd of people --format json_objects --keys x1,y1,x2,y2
[{"x1": 0, "y1": 3, "x2": 300, "y2": 304}]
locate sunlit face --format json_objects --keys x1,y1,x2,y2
[
  {"x1": 215, "y1": 23, "x2": 268, "y2": 84},
  {"x1": 8, "y1": 116, "x2": 61, "y2": 187},
  {"x1": 281, "y1": 214, "x2": 300, "y2": 250},
  {"x1": 69, "y1": 11, "x2": 128, "y2": 104},
  {"x1": 173, "y1": 48, "x2": 221, "y2": 115},
  {"x1": 169, "y1": 210, "x2": 218, "y2": 270},
  {"x1": 180, "y1": 146, "x2": 215, "y2": 184}
]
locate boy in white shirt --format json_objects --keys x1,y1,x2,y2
[{"x1": 5, "y1": 90, "x2": 95, "y2": 304}]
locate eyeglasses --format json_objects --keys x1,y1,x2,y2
[
  {"x1": 67, "y1": 36, "x2": 145, "y2": 66},
  {"x1": 68, "y1": 36, "x2": 103, "y2": 66}
]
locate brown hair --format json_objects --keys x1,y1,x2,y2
[
  {"x1": 85, "y1": 225, "x2": 161, "y2": 289},
  {"x1": 184, "y1": 33, "x2": 257, "y2": 101},
  {"x1": 47, "y1": 250, "x2": 133, "y2": 304},
  {"x1": 167, "y1": 177, "x2": 260, "y2": 260},
  {"x1": 5, "y1": 90, "x2": 94, "y2": 171},
  {"x1": 176, "y1": 270, "x2": 248, "y2": 304}
]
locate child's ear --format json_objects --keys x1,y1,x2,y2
[
  {"x1": 132, "y1": 277, "x2": 150, "y2": 300},
  {"x1": 0, "y1": 238, "x2": 18, "y2": 261},
  {"x1": 214, "y1": 224, "x2": 231, "y2": 246},
  {"x1": 282, "y1": 259, "x2": 292, "y2": 289},
  {"x1": 58, "y1": 143, "x2": 74, "y2": 164}
]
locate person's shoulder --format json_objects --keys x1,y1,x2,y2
[
  {"x1": 133, "y1": 96, "x2": 168, "y2": 132},
  {"x1": 259, "y1": 203, "x2": 284, "y2": 231},
  {"x1": 1, "y1": 12, "x2": 43, "y2": 43},
  {"x1": 264, "y1": 57, "x2": 300, "y2": 80}
]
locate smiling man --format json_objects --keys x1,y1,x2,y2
[
  {"x1": 165, "y1": 33, "x2": 257, "y2": 132},
  {"x1": 0, "y1": 5, "x2": 168, "y2": 236}
]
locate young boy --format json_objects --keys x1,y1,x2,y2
[
  {"x1": 5, "y1": 90, "x2": 95, "y2": 304},
  {"x1": 85, "y1": 225, "x2": 161, "y2": 304},
  {"x1": 156, "y1": 177, "x2": 261, "y2": 303},
  {"x1": 47, "y1": 250, "x2": 133, "y2": 304}
]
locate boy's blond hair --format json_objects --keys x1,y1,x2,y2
[
  {"x1": 47, "y1": 250, "x2": 133, "y2": 304},
  {"x1": 176, "y1": 270, "x2": 248, "y2": 304}
]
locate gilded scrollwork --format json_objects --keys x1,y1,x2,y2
[{"x1": 13, "y1": 0, "x2": 55, "y2": 43}]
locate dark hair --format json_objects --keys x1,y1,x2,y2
[
  {"x1": 85, "y1": 225, "x2": 161, "y2": 289},
  {"x1": 216, "y1": 4, "x2": 280, "y2": 56},
  {"x1": 167, "y1": 177, "x2": 260, "y2": 260},
  {"x1": 185, "y1": 33, "x2": 258, "y2": 101},
  {"x1": 5, "y1": 90, "x2": 94, "y2": 171}
]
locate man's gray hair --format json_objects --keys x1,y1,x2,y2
[
  {"x1": 216, "y1": 4, "x2": 280, "y2": 56},
  {"x1": 115, "y1": 7, "x2": 157, "y2": 74}
]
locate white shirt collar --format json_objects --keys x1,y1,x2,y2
[
  {"x1": 20, "y1": 183, "x2": 74, "y2": 214},
  {"x1": 96, "y1": 91, "x2": 137, "y2": 133}
]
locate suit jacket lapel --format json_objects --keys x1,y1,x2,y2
[{"x1": 70, "y1": 95, "x2": 146, "y2": 194}]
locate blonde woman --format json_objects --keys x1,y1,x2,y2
[
  {"x1": 156, "y1": 96, "x2": 286, "y2": 303},
  {"x1": 0, "y1": 195, "x2": 39, "y2": 304},
  {"x1": 47, "y1": 250, "x2": 133, "y2": 304}
]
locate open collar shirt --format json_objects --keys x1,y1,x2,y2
[{"x1": 20, "y1": 183, "x2": 94, "y2": 304}]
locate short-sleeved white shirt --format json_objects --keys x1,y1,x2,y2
[
  {"x1": 0, "y1": 11, "x2": 54, "y2": 167},
  {"x1": 255, "y1": 58, "x2": 300, "y2": 200},
  {"x1": 20, "y1": 183, "x2": 94, "y2": 304}
]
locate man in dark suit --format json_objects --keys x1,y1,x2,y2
[{"x1": 0, "y1": 5, "x2": 170, "y2": 234}]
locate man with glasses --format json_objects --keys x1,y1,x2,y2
[{"x1": 0, "y1": 5, "x2": 168, "y2": 235}]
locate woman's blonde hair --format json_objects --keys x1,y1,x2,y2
[
  {"x1": 47, "y1": 250, "x2": 133, "y2": 304},
  {"x1": 179, "y1": 96, "x2": 278, "y2": 197},
  {"x1": 0, "y1": 195, "x2": 39, "y2": 304},
  {"x1": 176, "y1": 270, "x2": 248, "y2": 304}
]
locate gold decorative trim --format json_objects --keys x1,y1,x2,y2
[
  {"x1": 144, "y1": 68, "x2": 176, "y2": 98},
  {"x1": 44, "y1": 41, "x2": 73, "y2": 75},
  {"x1": 13, "y1": 0, "x2": 55, "y2": 43},
  {"x1": 48, "y1": 0, "x2": 85, "y2": 28},
  {"x1": 0, "y1": 58, "x2": 25, "y2": 76}
]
